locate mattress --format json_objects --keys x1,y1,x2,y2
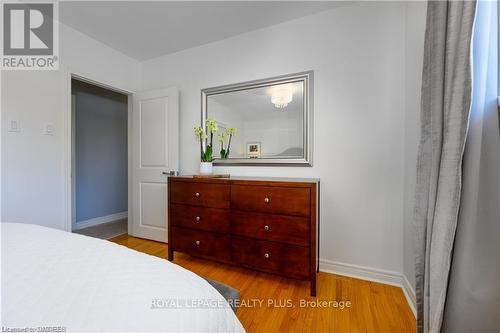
[{"x1": 1, "y1": 222, "x2": 244, "y2": 332}]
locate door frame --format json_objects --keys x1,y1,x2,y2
[{"x1": 62, "y1": 68, "x2": 135, "y2": 232}]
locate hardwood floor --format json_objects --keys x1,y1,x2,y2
[{"x1": 110, "y1": 234, "x2": 415, "y2": 333}]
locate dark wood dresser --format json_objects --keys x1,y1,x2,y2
[{"x1": 167, "y1": 176, "x2": 319, "y2": 296}]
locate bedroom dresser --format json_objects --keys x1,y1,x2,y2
[{"x1": 167, "y1": 176, "x2": 319, "y2": 296}]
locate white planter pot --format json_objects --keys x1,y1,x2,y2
[{"x1": 199, "y1": 162, "x2": 213, "y2": 175}]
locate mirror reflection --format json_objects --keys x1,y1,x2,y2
[{"x1": 207, "y1": 81, "x2": 305, "y2": 160}]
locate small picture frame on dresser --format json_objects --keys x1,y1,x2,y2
[{"x1": 246, "y1": 142, "x2": 261, "y2": 158}]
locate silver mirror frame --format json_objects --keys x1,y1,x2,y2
[{"x1": 201, "y1": 71, "x2": 313, "y2": 166}]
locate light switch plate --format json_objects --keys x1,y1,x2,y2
[
  {"x1": 8, "y1": 119, "x2": 20, "y2": 132},
  {"x1": 43, "y1": 123, "x2": 54, "y2": 135}
]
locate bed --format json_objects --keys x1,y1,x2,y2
[{"x1": 1, "y1": 222, "x2": 244, "y2": 332}]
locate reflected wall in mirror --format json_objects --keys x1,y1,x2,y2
[{"x1": 202, "y1": 71, "x2": 313, "y2": 166}]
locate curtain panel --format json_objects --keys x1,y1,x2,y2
[{"x1": 414, "y1": 1, "x2": 476, "y2": 332}]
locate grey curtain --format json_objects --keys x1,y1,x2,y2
[
  {"x1": 414, "y1": 1, "x2": 476, "y2": 332},
  {"x1": 442, "y1": 1, "x2": 500, "y2": 332}
]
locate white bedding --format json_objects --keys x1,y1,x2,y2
[{"x1": 1, "y1": 223, "x2": 244, "y2": 332}]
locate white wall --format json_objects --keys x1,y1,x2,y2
[
  {"x1": 1, "y1": 23, "x2": 140, "y2": 229},
  {"x1": 1, "y1": 70, "x2": 64, "y2": 228},
  {"x1": 141, "y1": 2, "x2": 408, "y2": 274},
  {"x1": 403, "y1": 1, "x2": 427, "y2": 290},
  {"x1": 60, "y1": 24, "x2": 140, "y2": 92}
]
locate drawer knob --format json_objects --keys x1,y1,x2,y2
[
  {"x1": 195, "y1": 216, "x2": 201, "y2": 222},
  {"x1": 264, "y1": 225, "x2": 270, "y2": 231},
  {"x1": 195, "y1": 192, "x2": 200, "y2": 197},
  {"x1": 195, "y1": 240, "x2": 200, "y2": 246},
  {"x1": 264, "y1": 197, "x2": 270, "y2": 203},
  {"x1": 264, "y1": 253, "x2": 270, "y2": 259}
]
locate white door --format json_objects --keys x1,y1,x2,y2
[{"x1": 130, "y1": 87, "x2": 179, "y2": 242}]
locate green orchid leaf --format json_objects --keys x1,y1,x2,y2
[{"x1": 205, "y1": 145, "x2": 213, "y2": 162}]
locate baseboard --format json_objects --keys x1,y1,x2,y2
[
  {"x1": 319, "y1": 259, "x2": 416, "y2": 317},
  {"x1": 75, "y1": 211, "x2": 128, "y2": 230},
  {"x1": 401, "y1": 274, "x2": 417, "y2": 316}
]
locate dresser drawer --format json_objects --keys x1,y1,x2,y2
[
  {"x1": 171, "y1": 204, "x2": 229, "y2": 233},
  {"x1": 231, "y1": 185, "x2": 310, "y2": 217},
  {"x1": 170, "y1": 181, "x2": 230, "y2": 208},
  {"x1": 231, "y1": 211, "x2": 309, "y2": 246},
  {"x1": 231, "y1": 237, "x2": 309, "y2": 279},
  {"x1": 171, "y1": 227, "x2": 230, "y2": 261}
]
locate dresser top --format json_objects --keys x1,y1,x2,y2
[{"x1": 170, "y1": 175, "x2": 320, "y2": 184}]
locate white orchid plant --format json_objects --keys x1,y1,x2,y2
[
  {"x1": 218, "y1": 127, "x2": 237, "y2": 159},
  {"x1": 194, "y1": 118, "x2": 237, "y2": 161}
]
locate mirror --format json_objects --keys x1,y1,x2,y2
[{"x1": 202, "y1": 71, "x2": 313, "y2": 166}]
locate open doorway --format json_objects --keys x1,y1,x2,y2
[{"x1": 71, "y1": 78, "x2": 129, "y2": 240}]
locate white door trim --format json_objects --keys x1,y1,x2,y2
[{"x1": 62, "y1": 67, "x2": 135, "y2": 232}]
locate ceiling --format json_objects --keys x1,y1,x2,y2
[{"x1": 59, "y1": 1, "x2": 345, "y2": 61}]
